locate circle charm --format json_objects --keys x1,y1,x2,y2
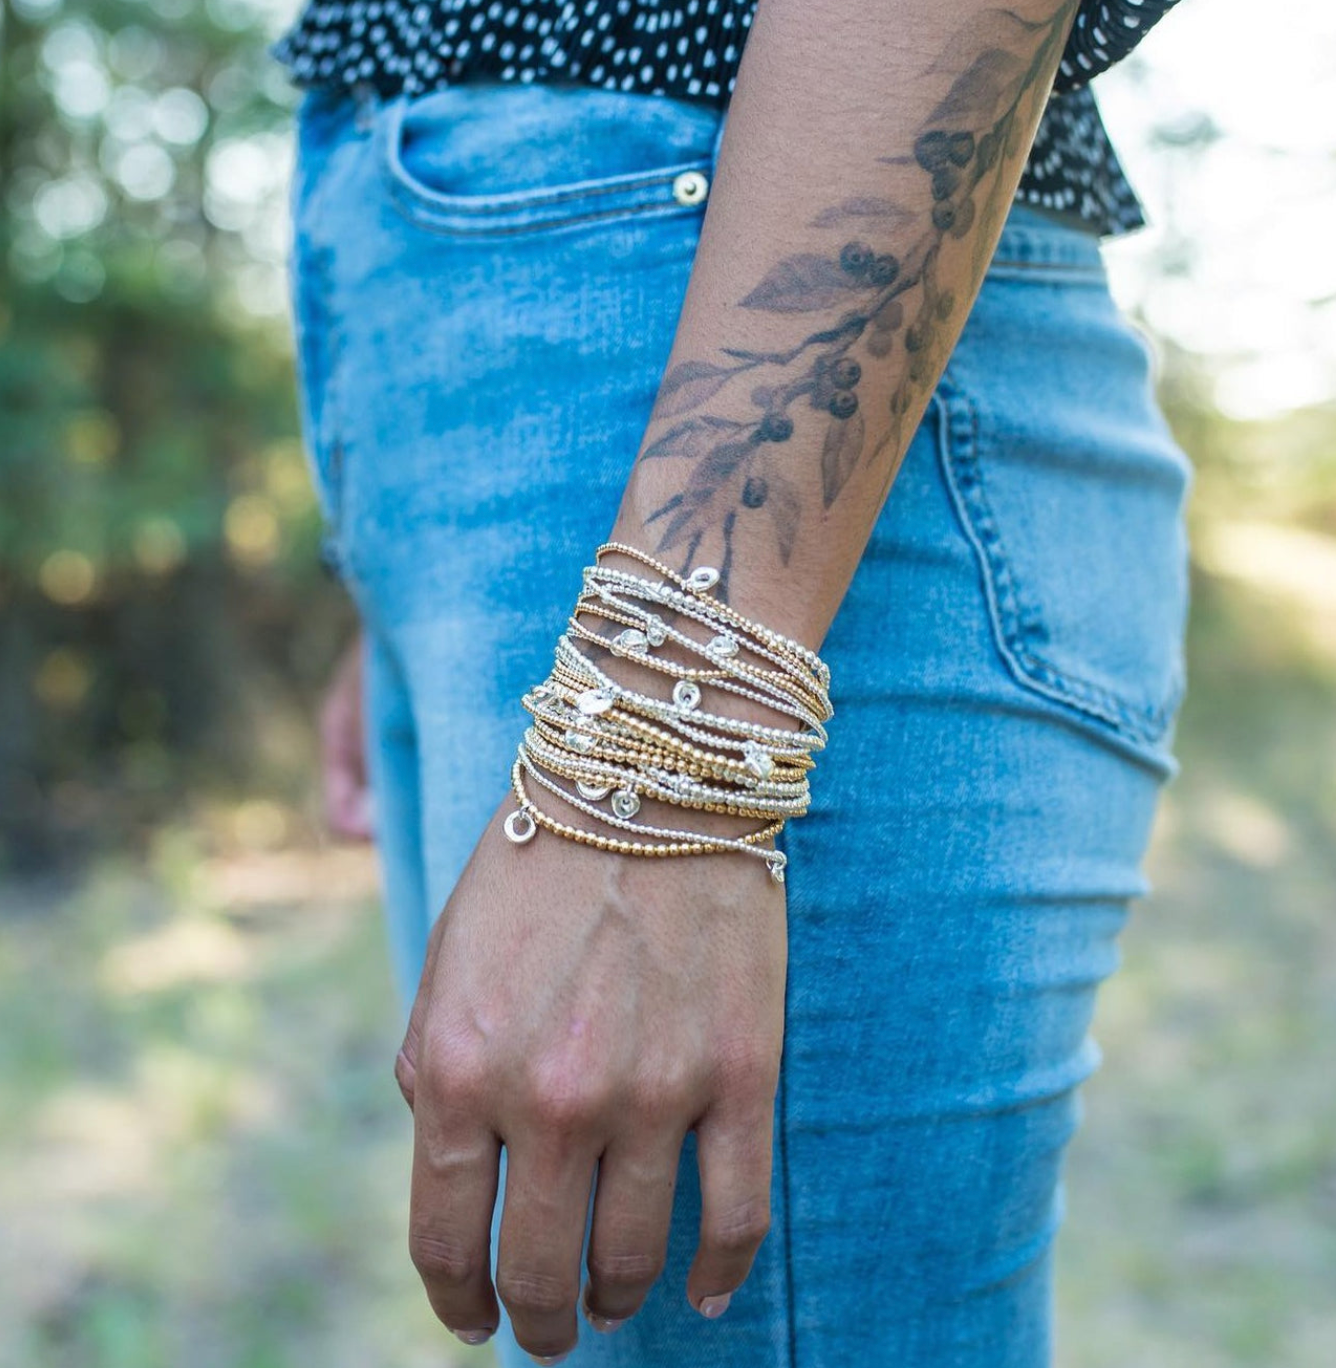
[
  {"x1": 708, "y1": 633, "x2": 739, "y2": 658},
  {"x1": 686, "y1": 566, "x2": 720, "y2": 593},
  {"x1": 504, "y1": 809, "x2": 537, "y2": 845},
  {"x1": 611, "y1": 788, "x2": 641, "y2": 819},
  {"x1": 673, "y1": 679, "x2": 702, "y2": 712}
]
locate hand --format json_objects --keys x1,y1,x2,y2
[
  {"x1": 395, "y1": 790, "x2": 787, "y2": 1360},
  {"x1": 319, "y1": 631, "x2": 373, "y2": 840}
]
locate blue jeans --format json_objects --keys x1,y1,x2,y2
[{"x1": 288, "y1": 79, "x2": 1192, "y2": 1368}]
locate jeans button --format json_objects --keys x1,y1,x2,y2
[{"x1": 672, "y1": 169, "x2": 709, "y2": 206}]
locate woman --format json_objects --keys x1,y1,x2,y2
[{"x1": 276, "y1": 1, "x2": 1190, "y2": 1364}]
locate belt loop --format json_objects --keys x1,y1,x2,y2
[{"x1": 352, "y1": 80, "x2": 380, "y2": 134}]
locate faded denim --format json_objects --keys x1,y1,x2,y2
[{"x1": 287, "y1": 79, "x2": 1192, "y2": 1368}]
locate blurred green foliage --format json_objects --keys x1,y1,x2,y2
[
  {"x1": 1, "y1": 1, "x2": 1334, "y2": 1365},
  {"x1": 1, "y1": 0, "x2": 348, "y2": 871}
]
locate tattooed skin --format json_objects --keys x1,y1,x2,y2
[{"x1": 635, "y1": 2, "x2": 1078, "y2": 600}]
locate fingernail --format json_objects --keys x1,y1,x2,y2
[
  {"x1": 699, "y1": 1293, "x2": 732, "y2": 1319},
  {"x1": 452, "y1": 1328, "x2": 494, "y2": 1345},
  {"x1": 581, "y1": 1285, "x2": 626, "y2": 1333}
]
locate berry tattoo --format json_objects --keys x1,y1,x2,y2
[{"x1": 636, "y1": 2, "x2": 1078, "y2": 599}]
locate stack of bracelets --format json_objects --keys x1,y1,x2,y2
[{"x1": 501, "y1": 541, "x2": 835, "y2": 885}]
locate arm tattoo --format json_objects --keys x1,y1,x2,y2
[{"x1": 635, "y1": 2, "x2": 1079, "y2": 599}]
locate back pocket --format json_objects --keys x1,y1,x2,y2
[
  {"x1": 380, "y1": 82, "x2": 722, "y2": 237},
  {"x1": 938, "y1": 264, "x2": 1193, "y2": 757}
]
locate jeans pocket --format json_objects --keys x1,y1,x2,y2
[
  {"x1": 936, "y1": 270, "x2": 1194, "y2": 759},
  {"x1": 378, "y1": 82, "x2": 722, "y2": 237}
]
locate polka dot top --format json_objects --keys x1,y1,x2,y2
[{"x1": 272, "y1": 0, "x2": 1181, "y2": 237}]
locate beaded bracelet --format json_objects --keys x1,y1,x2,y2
[{"x1": 501, "y1": 544, "x2": 833, "y2": 884}]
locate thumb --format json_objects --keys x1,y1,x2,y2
[{"x1": 394, "y1": 905, "x2": 448, "y2": 1111}]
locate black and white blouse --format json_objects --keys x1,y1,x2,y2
[{"x1": 272, "y1": 0, "x2": 1181, "y2": 237}]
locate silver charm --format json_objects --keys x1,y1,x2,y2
[
  {"x1": 612, "y1": 628, "x2": 650, "y2": 655},
  {"x1": 577, "y1": 687, "x2": 615, "y2": 716},
  {"x1": 577, "y1": 780, "x2": 613, "y2": 801},
  {"x1": 742, "y1": 739, "x2": 775, "y2": 779},
  {"x1": 564, "y1": 728, "x2": 595, "y2": 753},
  {"x1": 673, "y1": 679, "x2": 702, "y2": 712},
  {"x1": 765, "y1": 850, "x2": 787, "y2": 884},
  {"x1": 644, "y1": 615, "x2": 667, "y2": 647},
  {"x1": 611, "y1": 788, "x2": 641, "y2": 819},
  {"x1": 530, "y1": 682, "x2": 553, "y2": 701},
  {"x1": 686, "y1": 566, "x2": 720, "y2": 592},
  {"x1": 504, "y1": 809, "x2": 537, "y2": 844},
  {"x1": 708, "y1": 633, "x2": 739, "y2": 658}
]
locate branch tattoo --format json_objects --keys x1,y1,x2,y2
[{"x1": 635, "y1": 4, "x2": 1077, "y2": 598}]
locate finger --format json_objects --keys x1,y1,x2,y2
[
  {"x1": 496, "y1": 1132, "x2": 599, "y2": 1361},
  {"x1": 583, "y1": 1126, "x2": 684, "y2": 1330},
  {"x1": 395, "y1": 907, "x2": 448, "y2": 1110},
  {"x1": 320, "y1": 644, "x2": 372, "y2": 838},
  {"x1": 409, "y1": 1065, "x2": 503, "y2": 1342},
  {"x1": 686, "y1": 1094, "x2": 775, "y2": 1318}
]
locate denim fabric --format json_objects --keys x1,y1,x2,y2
[{"x1": 287, "y1": 80, "x2": 1193, "y2": 1368}]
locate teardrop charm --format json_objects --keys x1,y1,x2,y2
[
  {"x1": 765, "y1": 850, "x2": 787, "y2": 884},
  {"x1": 708, "y1": 633, "x2": 739, "y2": 658},
  {"x1": 611, "y1": 788, "x2": 641, "y2": 819},
  {"x1": 577, "y1": 780, "x2": 613, "y2": 801},
  {"x1": 742, "y1": 739, "x2": 775, "y2": 779},
  {"x1": 612, "y1": 628, "x2": 650, "y2": 655},
  {"x1": 686, "y1": 566, "x2": 720, "y2": 592},
  {"x1": 672, "y1": 679, "x2": 702, "y2": 712},
  {"x1": 577, "y1": 687, "x2": 615, "y2": 716}
]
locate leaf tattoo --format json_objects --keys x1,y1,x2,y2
[{"x1": 636, "y1": 3, "x2": 1078, "y2": 599}]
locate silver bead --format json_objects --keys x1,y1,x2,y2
[
  {"x1": 686, "y1": 566, "x2": 720, "y2": 592},
  {"x1": 673, "y1": 679, "x2": 702, "y2": 712},
  {"x1": 611, "y1": 788, "x2": 641, "y2": 819}
]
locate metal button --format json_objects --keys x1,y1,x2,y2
[{"x1": 672, "y1": 170, "x2": 710, "y2": 207}]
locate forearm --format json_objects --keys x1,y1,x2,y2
[{"x1": 606, "y1": 0, "x2": 1079, "y2": 651}]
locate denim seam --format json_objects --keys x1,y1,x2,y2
[
  {"x1": 776, "y1": 820, "x2": 798, "y2": 1368},
  {"x1": 934, "y1": 370, "x2": 1181, "y2": 748},
  {"x1": 386, "y1": 191, "x2": 711, "y2": 238}
]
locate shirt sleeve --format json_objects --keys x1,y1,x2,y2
[{"x1": 1053, "y1": 0, "x2": 1183, "y2": 93}]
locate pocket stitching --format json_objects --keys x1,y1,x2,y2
[
  {"x1": 379, "y1": 96, "x2": 715, "y2": 237},
  {"x1": 935, "y1": 368, "x2": 1185, "y2": 747}
]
